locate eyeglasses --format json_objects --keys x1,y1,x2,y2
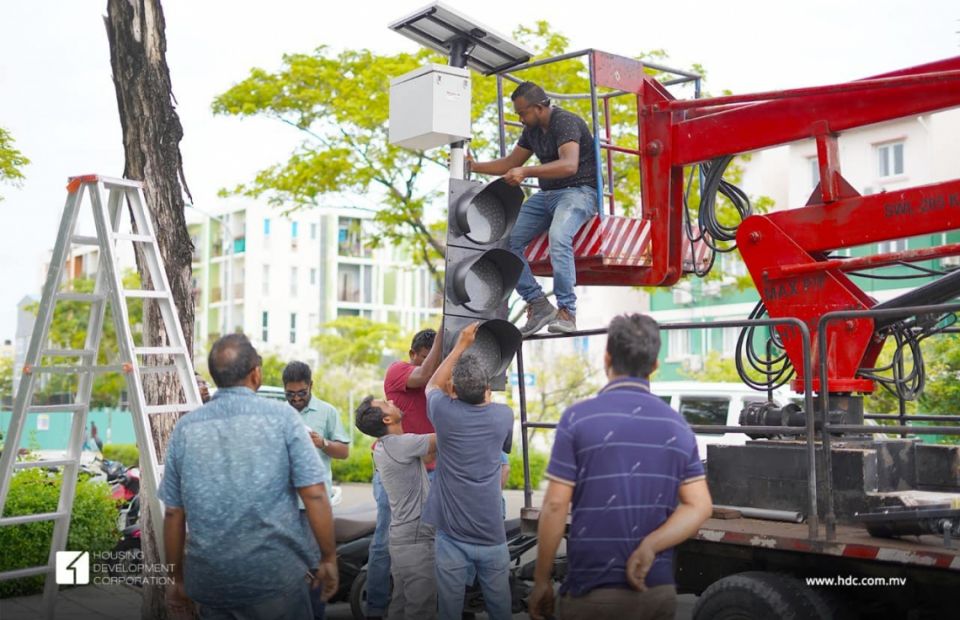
[{"x1": 285, "y1": 389, "x2": 309, "y2": 399}]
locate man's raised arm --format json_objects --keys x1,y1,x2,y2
[{"x1": 426, "y1": 322, "x2": 479, "y2": 396}]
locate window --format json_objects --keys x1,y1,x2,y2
[
  {"x1": 363, "y1": 265, "x2": 373, "y2": 303},
  {"x1": 291, "y1": 221, "x2": 298, "y2": 238},
  {"x1": 262, "y1": 265, "x2": 270, "y2": 296},
  {"x1": 809, "y1": 157, "x2": 820, "y2": 189},
  {"x1": 878, "y1": 141, "x2": 904, "y2": 178},
  {"x1": 668, "y1": 329, "x2": 690, "y2": 360},
  {"x1": 338, "y1": 264, "x2": 361, "y2": 302},
  {"x1": 263, "y1": 218, "x2": 271, "y2": 236},
  {"x1": 310, "y1": 223, "x2": 318, "y2": 240},
  {"x1": 878, "y1": 239, "x2": 908, "y2": 253},
  {"x1": 290, "y1": 267, "x2": 298, "y2": 297},
  {"x1": 337, "y1": 308, "x2": 360, "y2": 318},
  {"x1": 338, "y1": 217, "x2": 368, "y2": 257},
  {"x1": 261, "y1": 311, "x2": 269, "y2": 342},
  {"x1": 290, "y1": 313, "x2": 297, "y2": 344},
  {"x1": 310, "y1": 268, "x2": 317, "y2": 286},
  {"x1": 721, "y1": 327, "x2": 740, "y2": 359},
  {"x1": 678, "y1": 397, "x2": 729, "y2": 434}
]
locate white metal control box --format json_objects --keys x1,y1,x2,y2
[{"x1": 389, "y1": 64, "x2": 471, "y2": 151}]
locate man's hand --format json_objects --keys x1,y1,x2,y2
[
  {"x1": 309, "y1": 431, "x2": 325, "y2": 449},
  {"x1": 528, "y1": 579, "x2": 555, "y2": 620},
  {"x1": 625, "y1": 539, "x2": 656, "y2": 591},
  {"x1": 312, "y1": 559, "x2": 339, "y2": 602},
  {"x1": 165, "y1": 580, "x2": 193, "y2": 616},
  {"x1": 503, "y1": 167, "x2": 526, "y2": 186},
  {"x1": 456, "y1": 322, "x2": 480, "y2": 349}
]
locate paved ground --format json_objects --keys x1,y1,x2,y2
[{"x1": 0, "y1": 483, "x2": 695, "y2": 619}]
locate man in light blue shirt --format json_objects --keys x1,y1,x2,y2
[
  {"x1": 159, "y1": 334, "x2": 338, "y2": 619},
  {"x1": 283, "y1": 361, "x2": 351, "y2": 498},
  {"x1": 284, "y1": 360, "x2": 351, "y2": 619}
]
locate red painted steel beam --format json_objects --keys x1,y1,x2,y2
[{"x1": 767, "y1": 242, "x2": 960, "y2": 279}]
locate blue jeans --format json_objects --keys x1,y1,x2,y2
[
  {"x1": 365, "y1": 469, "x2": 392, "y2": 616},
  {"x1": 508, "y1": 185, "x2": 597, "y2": 314},
  {"x1": 198, "y1": 580, "x2": 312, "y2": 619},
  {"x1": 367, "y1": 468, "x2": 435, "y2": 616},
  {"x1": 434, "y1": 530, "x2": 511, "y2": 620}
]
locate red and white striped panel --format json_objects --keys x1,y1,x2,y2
[
  {"x1": 697, "y1": 527, "x2": 960, "y2": 570},
  {"x1": 523, "y1": 215, "x2": 713, "y2": 274}
]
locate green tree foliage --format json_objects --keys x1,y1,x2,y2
[
  {"x1": 312, "y1": 316, "x2": 407, "y2": 371},
  {"x1": 0, "y1": 126, "x2": 29, "y2": 201},
  {"x1": 27, "y1": 272, "x2": 143, "y2": 408},
  {"x1": 679, "y1": 351, "x2": 742, "y2": 383},
  {"x1": 0, "y1": 469, "x2": 118, "y2": 597},
  {"x1": 0, "y1": 356, "x2": 13, "y2": 407},
  {"x1": 211, "y1": 22, "x2": 767, "y2": 283},
  {"x1": 259, "y1": 352, "x2": 288, "y2": 387}
]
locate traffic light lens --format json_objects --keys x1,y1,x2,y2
[
  {"x1": 465, "y1": 192, "x2": 507, "y2": 244},
  {"x1": 463, "y1": 258, "x2": 505, "y2": 311}
]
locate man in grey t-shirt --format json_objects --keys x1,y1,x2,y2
[
  {"x1": 356, "y1": 396, "x2": 437, "y2": 620},
  {"x1": 424, "y1": 323, "x2": 514, "y2": 620}
]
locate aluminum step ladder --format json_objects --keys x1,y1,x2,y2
[{"x1": 0, "y1": 174, "x2": 201, "y2": 618}]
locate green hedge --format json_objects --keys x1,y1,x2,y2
[
  {"x1": 506, "y1": 447, "x2": 548, "y2": 490},
  {"x1": 0, "y1": 469, "x2": 119, "y2": 598},
  {"x1": 332, "y1": 434, "x2": 374, "y2": 483},
  {"x1": 102, "y1": 443, "x2": 139, "y2": 467}
]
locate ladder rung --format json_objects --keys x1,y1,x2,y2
[
  {"x1": 0, "y1": 511, "x2": 68, "y2": 526},
  {"x1": 71, "y1": 235, "x2": 99, "y2": 246},
  {"x1": 139, "y1": 364, "x2": 180, "y2": 375},
  {"x1": 123, "y1": 290, "x2": 169, "y2": 299},
  {"x1": 27, "y1": 404, "x2": 88, "y2": 414},
  {"x1": 54, "y1": 292, "x2": 105, "y2": 303},
  {"x1": 100, "y1": 177, "x2": 144, "y2": 189},
  {"x1": 145, "y1": 404, "x2": 195, "y2": 415},
  {"x1": 14, "y1": 458, "x2": 78, "y2": 470},
  {"x1": 113, "y1": 232, "x2": 154, "y2": 243},
  {"x1": 30, "y1": 364, "x2": 126, "y2": 374},
  {"x1": 0, "y1": 565, "x2": 52, "y2": 581},
  {"x1": 134, "y1": 347, "x2": 187, "y2": 356},
  {"x1": 40, "y1": 348, "x2": 96, "y2": 357}
]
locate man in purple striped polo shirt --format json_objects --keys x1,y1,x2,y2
[{"x1": 529, "y1": 314, "x2": 713, "y2": 620}]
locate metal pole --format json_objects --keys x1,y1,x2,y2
[
  {"x1": 587, "y1": 51, "x2": 604, "y2": 219},
  {"x1": 448, "y1": 38, "x2": 470, "y2": 181},
  {"x1": 516, "y1": 344, "x2": 532, "y2": 510}
]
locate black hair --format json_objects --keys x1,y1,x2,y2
[
  {"x1": 208, "y1": 333, "x2": 261, "y2": 388},
  {"x1": 355, "y1": 395, "x2": 388, "y2": 438},
  {"x1": 511, "y1": 81, "x2": 550, "y2": 107},
  {"x1": 410, "y1": 328, "x2": 436, "y2": 353},
  {"x1": 606, "y1": 314, "x2": 661, "y2": 378},
  {"x1": 282, "y1": 360, "x2": 312, "y2": 385},
  {"x1": 452, "y1": 354, "x2": 489, "y2": 405}
]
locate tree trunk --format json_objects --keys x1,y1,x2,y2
[{"x1": 104, "y1": 1, "x2": 194, "y2": 618}]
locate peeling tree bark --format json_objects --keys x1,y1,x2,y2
[{"x1": 104, "y1": 1, "x2": 194, "y2": 618}]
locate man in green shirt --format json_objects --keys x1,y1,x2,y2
[
  {"x1": 283, "y1": 360, "x2": 352, "y2": 620},
  {"x1": 283, "y1": 361, "x2": 351, "y2": 495}
]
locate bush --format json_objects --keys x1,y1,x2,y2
[
  {"x1": 332, "y1": 434, "x2": 374, "y2": 483},
  {"x1": 506, "y1": 447, "x2": 548, "y2": 490},
  {"x1": 102, "y1": 443, "x2": 139, "y2": 467},
  {"x1": 0, "y1": 468, "x2": 119, "y2": 597}
]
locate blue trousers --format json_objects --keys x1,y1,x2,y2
[
  {"x1": 434, "y1": 530, "x2": 511, "y2": 620},
  {"x1": 508, "y1": 185, "x2": 597, "y2": 314}
]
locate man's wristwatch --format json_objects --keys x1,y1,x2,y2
[{"x1": 319, "y1": 436, "x2": 327, "y2": 450}]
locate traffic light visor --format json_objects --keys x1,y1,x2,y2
[{"x1": 454, "y1": 178, "x2": 524, "y2": 244}]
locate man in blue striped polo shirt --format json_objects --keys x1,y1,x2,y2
[{"x1": 529, "y1": 314, "x2": 713, "y2": 620}]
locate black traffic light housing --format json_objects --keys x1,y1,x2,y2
[{"x1": 443, "y1": 178, "x2": 524, "y2": 390}]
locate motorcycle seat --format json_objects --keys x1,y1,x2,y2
[{"x1": 333, "y1": 503, "x2": 379, "y2": 543}]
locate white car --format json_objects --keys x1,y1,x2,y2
[{"x1": 651, "y1": 381, "x2": 800, "y2": 461}]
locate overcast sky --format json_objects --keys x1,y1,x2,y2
[{"x1": 0, "y1": 0, "x2": 957, "y2": 340}]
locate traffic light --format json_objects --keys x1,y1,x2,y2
[{"x1": 443, "y1": 178, "x2": 524, "y2": 390}]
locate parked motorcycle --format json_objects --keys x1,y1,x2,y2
[{"x1": 346, "y1": 517, "x2": 560, "y2": 619}]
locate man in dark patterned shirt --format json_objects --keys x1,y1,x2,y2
[{"x1": 470, "y1": 81, "x2": 599, "y2": 336}]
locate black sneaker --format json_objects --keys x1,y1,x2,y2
[{"x1": 519, "y1": 298, "x2": 558, "y2": 337}]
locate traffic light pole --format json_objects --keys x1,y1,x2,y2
[{"x1": 448, "y1": 37, "x2": 470, "y2": 181}]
